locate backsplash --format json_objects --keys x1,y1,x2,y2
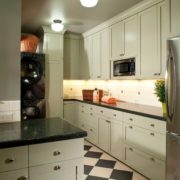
[
  {"x1": 63, "y1": 80, "x2": 161, "y2": 107},
  {"x1": 0, "y1": 101, "x2": 20, "y2": 123}
]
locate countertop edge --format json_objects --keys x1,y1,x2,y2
[
  {"x1": 64, "y1": 99, "x2": 165, "y2": 121},
  {"x1": 0, "y1": 132, "x2": 87, "y2": 149}
]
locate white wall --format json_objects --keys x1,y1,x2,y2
[
  {"x1": 0, "y1": 0, "x2": 21, "y2": 122},
  {"x1": 0, "y1": 0, "x2": 21, "y2": 100},
  {"x1": 63, "y1": 80, "x2": 161, "y2": 107}
]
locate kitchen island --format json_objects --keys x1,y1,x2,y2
[{"x1": 0, "y1": 118, "x2": 87, "y2": 180}]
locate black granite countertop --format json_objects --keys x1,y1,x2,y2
[
  {"x1": 0, "y1": 118, "x2": 87, "y2": 149},
  {"x1": 64, "y1": 97, "x2": 166, "y2": 121}
]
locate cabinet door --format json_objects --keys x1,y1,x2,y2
[
  {"x1": 111, "y1": 21, "x2": 125, "y2": 60},
  {"x1": 43, "y1": 33, "x2": 63, "y2": 61},
  {"x1": 83, "y1": 37, "x2": 93, "y2": 79},
  {"x1": 124, "y1": 145, "x2": 165, "y2": 180},
  {"x1": 29, "y1": 161, "x2": 78, "y2": 180},
  {"x1": 101, "y1": 28, "x2": 110, "y2": 80},
  {"x1": 168, "y1": 0, "x2": 180, "y2": 36},
  {"x1": 0, "y1": 168, "x2": 28, "y2": 180},
  {"x1": 159, "y1": 2, "x2": 168, "y2": 77},
  {"x1": 110, "y1": 120, "x2": 123, "y2": 160},
  {"x1": 64, "y1": 38, "x2": 80, "y2": 79},
  {"x1": 63, "y1": 101, "x2": 77, "y2": 126},
  {"x1": 46, "y1": 62, "x2": 63, "y2": 118},
  {"x1": 124, "y1": 15, "x2": 138, "y2": 58},
  {"x1": 139, "y1": 6, "x2": 160, "y2": 78},
  {"x1": 99, "y1": 118, "x2": 110, "y2": 152},
  {"x1": 92, "y1": 32, "x2": 101, "y2": 79}
]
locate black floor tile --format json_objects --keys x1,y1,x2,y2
[
  {"x1": 110, "y1": 169, "x2": 133, "y2": 180},
  {"x1": 84, "y1": 145, "x2": 92, "y2": 151},
  {"x1": 95, "y1": 159, "x2": 116, "y2": 168},
  {"x1": 84, "y1": 165, "x2": 93, "y2": 175},
  {"x1": 85, "y1": 151, "x2": 103, "y2": 159},
  {"x1": 86, "y1": 175, "x2": 108, "y2": 180}
]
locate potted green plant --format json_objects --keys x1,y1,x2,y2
[{"x1": 154, "y1": 80, "x2": 166, "y2": 115}]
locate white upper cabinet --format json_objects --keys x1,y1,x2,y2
[
  {"x1": 124, "y1": 15, "x2": 138, "y2": 58},
  {"x1": 159, "y1": 2, "x2": 168, "y2": 77},
  {"x1": 81, "y1": 29, "x2": 110, "y2": 80},
  {"x1": 111, "y1": 21, "x2": 125, "y2": 60},
  {"x1": 92, "y1": 32, "x2": 101, "y2": 79},
  {"x1": 64, "y1": 34, "x2": 81, "y2": 79},
  {"x1": 110, "y1": 15, "x2": 138, "y2": 60},
  {"x1": 139, "y1": 6, "x2": 160, "y2": 78},
  {"x1": 101, "y1": 28, "x2": 110, "y2": 80},
  {"x1": 83, "y1": 36, "x2": 93, "y2": 79},
  {"x1": 168, "y1": 0, "x2": 180, "y2": 37}
]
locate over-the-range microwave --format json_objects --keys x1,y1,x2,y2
[{"x1": 112, "y1": 58, "x2": 135, "y2": 77}]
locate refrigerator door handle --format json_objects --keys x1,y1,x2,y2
[{"x1": 165, "y1": 46, "x2": 176, "y2": 122}]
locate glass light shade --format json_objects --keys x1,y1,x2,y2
[
  {"x1": 51, "y1": 21, "x2": 64, "y2": 32},
  {"x1": 80, "y1": 0, "x2": 98, "y2": 7}
]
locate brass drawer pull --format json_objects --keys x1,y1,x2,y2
[
  {"x1": 129, "y1": 118, "x2": 133, "y2": 121},
  {"x1": 53, "y1": 151, "x2": 61, "y2": 156},
  {"x1": 90, "y1": 129, "x2": 93, "y2": 132},
  {"x1": 150, "y1": 124, "x2": 155, "y2": 127},
  {"x1": 90, "y1": 113, "x2": 93, "y2": 116},
  {"x1": 154, "y1": 73, "x2": 161, "y2": 76},
  {"x1": 5, "y1": 158, "x2": 15, "y2": 164},
  {"x1": 54, "y1": 165, "x2": 61, "y2": 171},
  {"x1": 150, "y1": 132, "x2": 155, "y2": 136},
  {"x1": 90, "y1": 108, "x2": 93, "y2": 110},
  {"x1": 129, "y1": 126, "x2": 133, "y2": 129},
  {"x1": 81, "y1": 110, "x2": 84, "y2": 113},
  {"x1": 129, "y1": 147, "x2": 133, "y2": 151},
  {"x1": 100, "y1": 110, "x2": 103, "y2": 113},
  {"x1": 113, "y1": 114, "x2": 117, "y2": 117},
  {"x1": 106, "y1": 120, "x2": 111, "y2": 123}
]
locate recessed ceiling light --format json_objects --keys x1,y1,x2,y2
[
  {"x1": 80, "y1": 0, "x2": 98, "y2": 8},
  {"x1": 51, "y1": 20, "x2": 64, "y2": 32}
]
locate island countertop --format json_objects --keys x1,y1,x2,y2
[{"x1": 0, "y1": 118, "x2": 87, "y2": 149}]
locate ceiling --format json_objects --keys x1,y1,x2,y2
[{"x1": 22, "y1": 0, "x2": 143, "y2": 34}]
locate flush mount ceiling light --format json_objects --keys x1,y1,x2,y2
[
  {"x1": 51, "y1": 20, "x2": 64, "y2": 32},
  {"x1": 80, "y1": 0, "x2": 98, "y2": 8}
]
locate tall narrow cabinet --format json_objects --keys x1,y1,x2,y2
[{"x1": 43, "y1": 26, "x2": 64, "y2": 118}]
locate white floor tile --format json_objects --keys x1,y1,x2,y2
[
  {"x1": 89, "y1": 146, "x2": 103, "y2": 153},
  {"x1": 100, "y1": 153, "x2": 116, "y2": 161},
  {"x1": 114, "y1": 161, "x2": 133, "y2": 172},
  {"x1": 89, "y1": 166, "x2": 113, "y2": 178},
  {"x1": 84, "y1": 157, "x2": 99, "y2": 166}
]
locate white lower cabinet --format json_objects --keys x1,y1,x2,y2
[
  {"x1": 110, "y1": 120, "x2": 123, "y2": 161},
  {"x1": 124, "y1": 124, "x2": 166, "y2": 159},
  {"x1": 64, "y1": 101, "x2": 166, "y2": 179},
  {"x1": 98, "y1": 118, "x2": 110, "y2": 152},
  {"x1": 124, "y1": 144, "x2": 165, "y2": 180},
  {"x1": 29, "y1": 159, "x2": 83, "y2": 180},
  {"x1": 0, "y1": 168, "x2": 28, "y2": 180}
]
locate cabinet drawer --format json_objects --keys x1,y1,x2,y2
[
  {"x1": 29, "y1": 139, "x2": 84, "y2": 166},
  {"x1": 0, "y1": 168, "x2": 28, "y2": 180},
  {"x1": 124, "y1": 124, "x2": 166, "y2": 159},
  {"x1": 124, "y1": 144, "x2": 165, "y2": 180},
  {"x1": 124, "y1": 113, "x2": 166, "y2": 133},
  {"x1": 29, "y1": 159, "x2": 82, "y2": 180},
  {"x1": 79, "y1": 103, "x2": 93, "y2": 113},
  {"x1": 95, "y1": 106, "x2": 112, "y2": 117},
  {"x1": 109, "y1": 110, "x2": 123, "y2": 121},
  {"x1": 0, "y1": 146, "x2": 28, "y2": 172}
]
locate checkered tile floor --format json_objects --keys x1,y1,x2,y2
[{"x1": 84, "y1": 141, "x2": 148, "y2": 180}]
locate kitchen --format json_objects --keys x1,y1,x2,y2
[{"x1": 0, "y1": 0, "x2": 180, "y2": 180}]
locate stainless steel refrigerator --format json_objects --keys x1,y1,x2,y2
[{"x1": 166, "y1": 36, "x2": 180, "y2": 180}]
